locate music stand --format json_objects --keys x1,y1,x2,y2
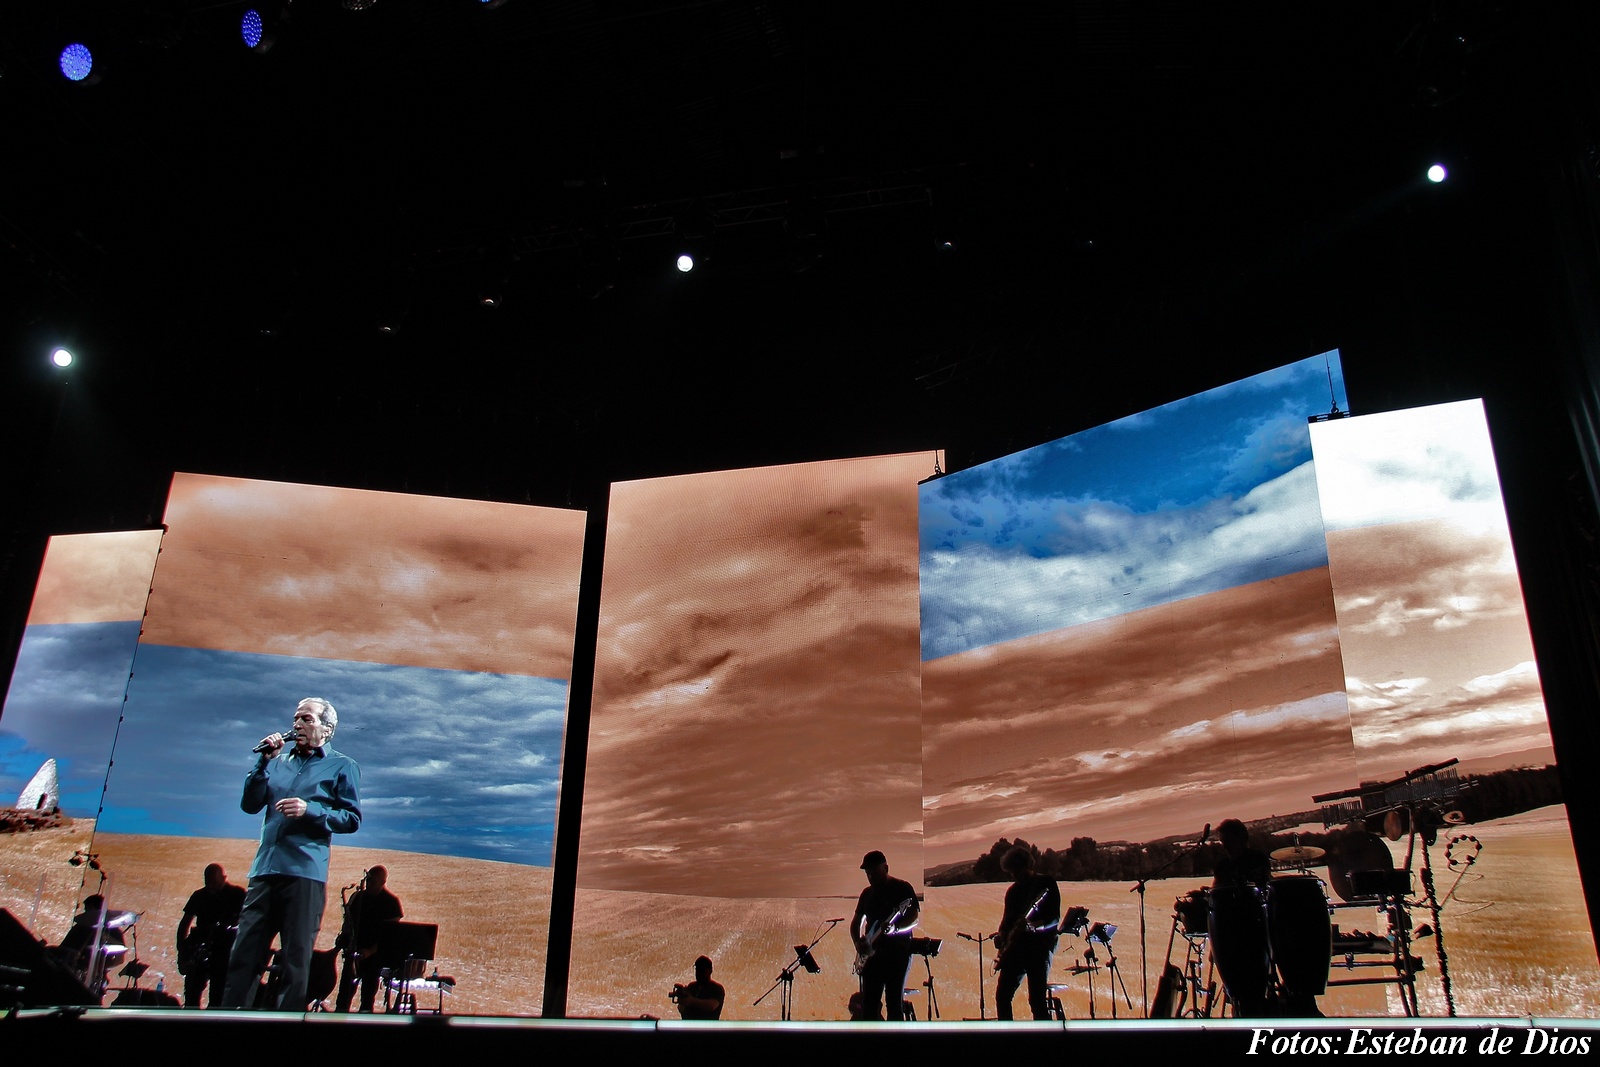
[{"x1": 379, "y1": 921, "x2": 438, "y2": 1014}]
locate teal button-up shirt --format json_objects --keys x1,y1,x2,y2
[{"x1": 242, "y1": 744, "x2": 361, "y2": 882}]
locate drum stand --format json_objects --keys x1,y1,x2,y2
[
  {"x1": 1156, "y1": 894, "x2": 1218, "y2": 1018},
  {"x1": 1167, "y1": 924, "x2": 1217, "y2": 1017}
]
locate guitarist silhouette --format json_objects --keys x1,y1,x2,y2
[{"x1": 851, "y1": 850, "x2": 920, "y2": 1021}]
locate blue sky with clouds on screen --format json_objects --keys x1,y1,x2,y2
[
  {"x1": 920, "y1": 351, "x2": 1348, "y2": 660},
  {"x1": 0, "y1": 621, "x2": 141, "y2": 811},
  {"x1": 95, "y1": 644, "x2": 568, "y2": 867}
]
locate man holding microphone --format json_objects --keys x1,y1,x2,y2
[{"x1": 222, "y1": 697, "x2": 361, "y2": 1010}]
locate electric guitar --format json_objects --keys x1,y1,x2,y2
[
  {"x1": 854, "y1": 897, "x2": 917, "y2": 974},
  {"x1": 993, "y1": 886, "x2": 1052, "y2": 972}
]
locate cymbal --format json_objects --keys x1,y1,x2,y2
[
  {"x1": 103, "y1": 909, "x2": 140, "y2": 929},
  {"x1": 1270, "y1": 844, "x2": 1326, "y2": 863}
]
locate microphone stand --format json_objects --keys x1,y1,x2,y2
[
  {"x1": 956, "y1": 931, "x2": 992, "y2": 1019},
  {"x1": 754, "y1": 918, "x2": 839, "y2": 1021},
  {"x1": 1129, "y1": 824, "x2": 1209, "y2": 1018},
  {"x1": 339, "y1": 870, "x2": 367, "y2": 1012}
]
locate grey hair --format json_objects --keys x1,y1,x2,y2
[{"x1": 298, "y1": 697, "x2": 338, "y2": 737}]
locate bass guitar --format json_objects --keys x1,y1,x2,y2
[{"x1": 853, "y1": 897, "x2": 917, "y2": 974}]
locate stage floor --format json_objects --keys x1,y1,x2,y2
[{"x1": 7, "y1": 1008, "x2": 1597, "y2": 1061}]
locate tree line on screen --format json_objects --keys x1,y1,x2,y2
[{"x1": 927, "y1": 765, "x2": 1563, "y2": 886}]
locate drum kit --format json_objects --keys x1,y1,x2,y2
[{"x1": 1157, "y1": 828, "x2": 1437, "y2": 1018}]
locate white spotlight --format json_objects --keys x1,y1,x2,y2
[
  {"x1": 51, "y1": 348, "x2": 74, "y2": 368},
  {"x1": 676, "y1": 253, "x2": 695, "y2": 273},
  {"x1": 1427, "y1": 163, "x2": 1448, "y2": 183}
]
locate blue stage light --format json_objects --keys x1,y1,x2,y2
[
  {"x1": 59, "y1": 43, "x2": 93, "y2": 82},
  {"x1": 242, "y1": 10, "x2": 264, "y2": 49}
]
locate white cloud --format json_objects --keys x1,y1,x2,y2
[
  {"x1": 1311, "y1": 400, "x2": 1507, "y2": 532},
  {"x1": 922, "y1": 461, "x2": 1329, "y2": 658}
]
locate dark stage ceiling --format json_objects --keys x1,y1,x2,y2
[
  {"x1": 7, "y1": 0, "x2": 1594, "y2": 509},
  {"x1": 3, "y1": 2, "x2": 1600, "y2": 917}
]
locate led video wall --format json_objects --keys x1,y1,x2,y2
[
  {"x1": 1, "y1": 531, "x2": 163, "y2": 929},
  {"x1": 0, "y1": 475, "x2": 585, "y2": 1015},
  {"x1": 571, "y1": 452, "x2": 932, "y2": 1019},
  {"x1": 916, "y1": 356, "x2": 1593, "y2": 1019},
  {"x1": 3, "y1": 353, "x2": 1595, "y2": 1022},
  {"x1": 920, "y1": 353, "x2": 1355, "y2": 861}
]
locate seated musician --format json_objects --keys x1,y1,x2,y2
[
  {"x1": 1212, "y1": 819, "x2": 1272, "y2": 887},
  {"x1": 671, "y1": 955, "x2": 725, "y2": 1019},
  {"x1": 58, "y1": 895, "x2": 126, "y2": 994}
]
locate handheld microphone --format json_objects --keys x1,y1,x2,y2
[
  {"x1": 251, "y1": 728, "x2": 295, "y2": 754},
  {"x1": 1200, "y1": 823, "x2": 1211, "y2": 844}
]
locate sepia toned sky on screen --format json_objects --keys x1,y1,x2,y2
[
  {"x1": 24, "y1": 529, "x2": 163, "y2": 625},
  {"x1": 144, "y1": 473, "x2": 586, "y2": 678},
  {"x1": 92, "y1": 476, "x2": 587, "y2": 866},
  {"x1": 919, "y1": 351, "x2": 1347, "y2": 661},
  {"x1": 922, "y1": 566, "x2": 1359, "y2": 867},
  {"x1": 1311, "y1": 400, "x2": 1554, "y2": 781},
  {"x1": 578, "y1": 453, "x2": 930, "y2": 899},
  {"x1": 2, "y1": 531, "x2": 161, "y2": 810}
]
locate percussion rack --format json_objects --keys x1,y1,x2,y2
[{"x1": 1325, "y1": 883, "x2": 1423, "y2": 1017}]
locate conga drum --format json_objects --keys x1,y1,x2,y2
[
  {"x1": 1174, "y1": 888, "x2": 1210, "y2": 937},
  {"x1": 1267, "y1": 874, "x2": 1332, "y2": 999},
  {"x1": 1208, "y1": 884, "x2": 1269, "y2": 1015}
]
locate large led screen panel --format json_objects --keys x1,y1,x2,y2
[
  {"x1": 918, "y1": 352, "x2": 1364, "y2": 1018},
  {"x1": 1, "y1": 531, "x2": 162, "y2": 933},
  {"x1": 572, "y1": 453, "x2": 931, "y2": 1019},
  {"x1": 77, "y1": 475, "x2": 584, "y2": 1014},
  {"x1": 1311, "y1": 400, "x2": 1597, "y2": 1016},
  {"x1": 917, "y1": 356, "x2": 1597, "y2": 1020}
]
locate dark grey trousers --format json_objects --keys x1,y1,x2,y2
[{"x1": 221, "y1": 876, "x2": 327, "y2": 1010}]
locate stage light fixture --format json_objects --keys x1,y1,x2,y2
[
  {"x1": 59, "y1": 43, "x2": 94, "y2": 82},
  {"x1": 51, "y1": 348, "x2": 74, "y2": 368},
  {"x1": 677, "y1": 253, "x2": 695, "y2": 273},
  {"x1": 1427, "y1": 163, "x2": 1448, "y2": 183},
  {"x1": 240, "y1": 9, "x2": 279, "y2": 53}
]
